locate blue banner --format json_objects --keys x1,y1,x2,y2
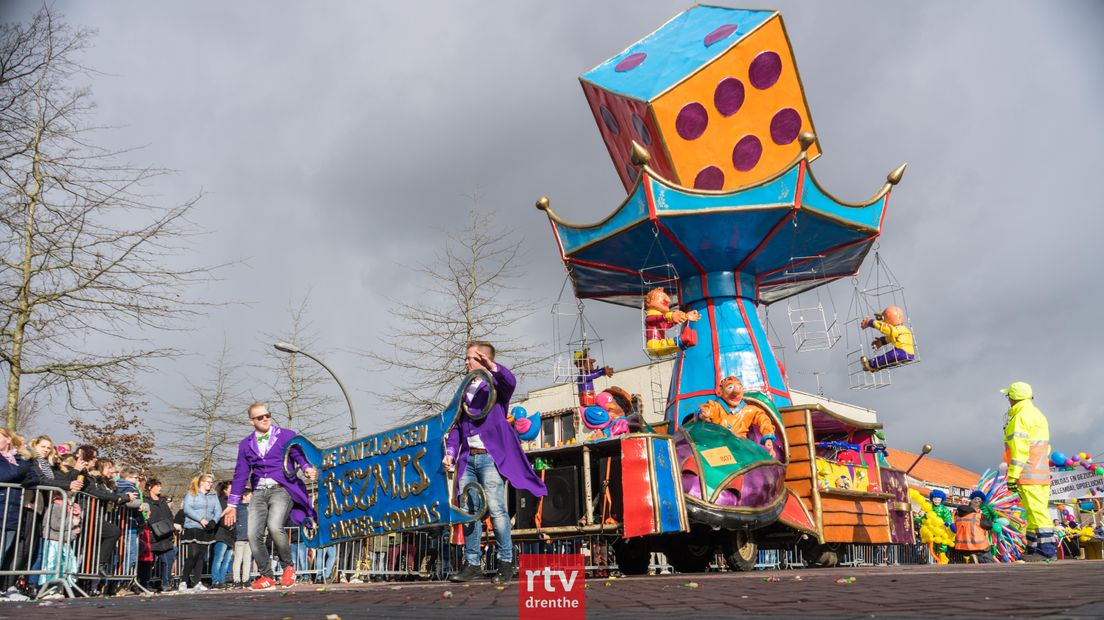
[{"x1": 285, "y1": 371, "x2": 490, "y2": 548}]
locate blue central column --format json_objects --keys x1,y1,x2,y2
[{"x1": 664, "y1": 270, "x2": 791, "y2": 427}]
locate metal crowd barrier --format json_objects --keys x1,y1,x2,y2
[
  {"x1": 59, "y1": 488, "x2": 143, "y2": 597},
  {"x1": 0, "y1": 482, "x2": 77, "y2": 598}
]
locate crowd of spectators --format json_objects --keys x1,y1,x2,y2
[{"x1": 0, "y1": 430, "x2": 341, "y2": 599}]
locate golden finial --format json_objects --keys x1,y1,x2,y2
[
  {"x1": 629, "y1": 141, "x2": 651, "y2": 166},
  {"x1": 887, "y1": 163, "x2": 907, "y2": 186},
  {"x1": 535, "y1": 196, "x2": 550, "y2": 211},
  {"x1": 797, "y1": 132, "x2": 816, "y2": 152}
]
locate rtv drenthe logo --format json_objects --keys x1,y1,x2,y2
[{"x1": 518, "y1": 554, "x2": 585, "y2": 619}]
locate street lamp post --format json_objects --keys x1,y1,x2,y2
[
  {"x1": 273, "y1": 341, "x2": 358, "y2": 440},
  {"x1": 906, "y1": 443, "x2": 934, "y2": 475}
]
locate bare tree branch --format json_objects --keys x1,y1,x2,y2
[
  {"x1": 0, "y1": 7, "x2": 228, "y2": 429},
  {"x1": 358, "y1": 193, "x2": 550, "y2": 422}
]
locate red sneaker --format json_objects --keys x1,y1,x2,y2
[
  {"x1": 279, "y1": 565, "x2": 296, "y2": 588},
  {"x1": 250, "y1": 576, "x2": 275, "y2": 590}
]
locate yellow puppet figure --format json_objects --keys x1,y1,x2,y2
[{"x1": 860, "y1": 305, "x2": 915, "y2": 372}]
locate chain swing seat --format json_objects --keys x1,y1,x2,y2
[
  {"x1": 551, "y1": 279, "x2": 609, "y2": 394},
  {"x1": 844, "y1": 252, "x2": 918, "y2": 390},
  {"x1": 783, "y1": 256, "x2": 842, "y2": 352}
]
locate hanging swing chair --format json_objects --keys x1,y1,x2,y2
[
  {"x1": 783, "y1": 255, "x2": 843, "y2": 352},
  {"x1": 844, "y1": 251, "x2": 919, "y2": 390},
  {"x1": 551, "y1": 277, "x2": 608, "y2": 386},
  {"x1": 639, "y1": 226, "x2": 695, "y2": 360}
]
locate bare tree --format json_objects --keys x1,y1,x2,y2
[
  {"x1": 11, "y1": 397, "x2": 41, "y2": 437},
  {"x1": 0, "y1": 7, "x2": 224, "y2": 431},
  {"x1": 166, "y1": 340, "x2": 245, "y2": 475},
  {"x1": 362, "y1": 199, "x2": 548, "y2": 421},
  {"x1": 255, "y1": 291, "x2": 345, "y2": 445},
  {"x1": 70, "y1": 388, "x2": 160, "y2": 473}
]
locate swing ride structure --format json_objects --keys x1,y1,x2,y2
[{"x1": 533, "y1": 5, "x2": 914, "y2": 570}]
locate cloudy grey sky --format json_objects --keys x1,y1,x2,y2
[{"x1": 6, "y1": 1, "x2": 1103, "y2": 473}]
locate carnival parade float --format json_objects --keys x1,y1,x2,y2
[{"x1": 526, "y1": 5, "x2": 917, "y2": 572}]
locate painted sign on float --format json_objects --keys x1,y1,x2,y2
[{"x1": 284, "y1": 372, "x2": 489, "y2": 548}]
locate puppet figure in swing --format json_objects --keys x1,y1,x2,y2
[
  {"x1": 573, "y1": 349, "x2": 613, "y2": 407},
  {"x1": 860, "y1": 305, "x2": 915, "y2": 372},
  {"x1": 644, "y1": 286, "x2": 701, "y2": 358}
]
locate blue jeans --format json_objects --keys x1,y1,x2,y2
[
  {"x1": 248, "y1": 486, "x2": 293, "y2": 579},
  {"x1": 210, "y1": 541, "x2": 232, "y2": 584},
  {"x1": 314, "y1": 545, "x2": 336, "y2": 582},
  {"x1": 459, "y1": 452, "x2": 512, "y2": 566},
  {"x1": 154, "y1": 548, "x2": 176, "y2": 589}
]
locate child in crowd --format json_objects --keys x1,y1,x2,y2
[{"x1": 231, "y1": 489, "x2": 253, "y2": 588}]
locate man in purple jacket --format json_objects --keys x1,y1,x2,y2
[
  {"x1": 220, "y1": 403, "x2": 317, "y2": 590},
  {"x1": 444, "y1": 341, "x2": 546, "y2": 583}
]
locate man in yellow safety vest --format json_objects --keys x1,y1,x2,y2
[{"x1": 1001, "y1": 381, "x2": 1055, "y2": 561}]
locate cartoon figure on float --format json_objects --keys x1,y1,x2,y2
[
  {"x1": 695, "y1": 376, "x2": 779, "y2": 458},
  {"x1": 583, "y1": 387, "x2": 633, "y2": 441},
  {"x1": 644, "y1": 287, "x2": 700, "y2": 358},
  {"x1": 573, "y1": 349, "x2": 613, "y2": 407},
  {"x1": 860, "y1": 306, "x2": 914, "y2": 372},
  {"x1": 509, "y1": 406, "x2": 541, "y2": 442}
]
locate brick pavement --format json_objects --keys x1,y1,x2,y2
[{"x1": 2, "y1": 561, "x2": 1102, "y2": 620}]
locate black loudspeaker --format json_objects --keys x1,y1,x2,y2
[{"x1": 515, "y1": 466, "x2": 580, "y2": 529}]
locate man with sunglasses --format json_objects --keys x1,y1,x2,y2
[{"x1": 221, "y1": 403, "x2": 317, "y2": 590}]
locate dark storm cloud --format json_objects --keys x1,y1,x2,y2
[{"x1": 9, "y1": 1, "x2": 1102, "y2": 470}]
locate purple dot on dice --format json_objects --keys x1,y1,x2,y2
[
  {"x1": 675, "y1": 103, "x2": 708, "y2": 140},
  {"x1": 615, "y1": 52, "x2": 647, "y2": 72},
  {"x1": 713, "y1": 78, "x2": 745, "y2": 117},
  {"x1": 600, "y1": 106, "x2": 620, "y2": 135},
  {"x1": 731, "y1": 135, "x2": 763, "y2": 172},
  {"x1": 632, "y1": 114, "x2": 652, "y2": 146},
  {"x1": 703, "y1": 24, "x2": 738, "y2": 47},
  {"x1": 769, "y1": 108, "x2": 802, "y2": 145},
  {"x1": 749, "y1": 51, "x2": 782, "y2": 90},
  {"x1": 693, "y1": 166, "x2": 725, "y2": 190}
]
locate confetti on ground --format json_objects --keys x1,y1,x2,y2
[
  {"x1": 684, "y1": 582, "x2": 700, "y2": 588},
  {"x1": 793, "y1": 576, "x2": 803, "y2": 581},
  {"x1": 834, "y1": 577, "x2": 857, "y2": 584},
  {"x1": 764, "y1": 577, "x2": 780, "y2": 582},
  {"x1": 495, "y1": 586, "x2": 506, "y2": 591},
  {"x1": 326, "y1": 615, "x2": 342, "y2": 620},
  {"x1": 390, "y1": 586, "x2": 402, "y2": 590},
  {"x1": 441, "y1": 591, "x2": 453, "y2": 599}
]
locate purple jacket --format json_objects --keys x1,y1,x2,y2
[
  {"x1": 228, "y1": 425, "x2": 316, "y2": 525},
  {"x1": 446, "y1": 364, "x2": 546, "y2": 498}
]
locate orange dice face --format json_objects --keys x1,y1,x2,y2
[{"x1": 581, "y1": 7, "x2": 820, "y2": 193}]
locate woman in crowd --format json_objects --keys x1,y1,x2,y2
[
  {"x1": 0, "y1": 429, "x2": 36, "y2": 582},
  {"x1": 143, "y1": 478, "x2": 177, "y2": 592},
  {"x1": 209, "y1": 481, "x2": 235, "y2": 588},
  {"x1": 179, "y1": 473, "x2": 219, "y2": 592}
]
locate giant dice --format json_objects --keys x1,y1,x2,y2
[{"x1": 581, "y1": 6, "x2": 822, "y2": 192}]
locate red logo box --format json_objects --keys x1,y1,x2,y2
[{"x1": 518, "y1": 553, "x2": 585, "y2": 620}]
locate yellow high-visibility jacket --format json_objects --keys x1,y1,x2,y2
[{"x1": 1002, "y1": 399, "x2": 1050, "y2": 484}]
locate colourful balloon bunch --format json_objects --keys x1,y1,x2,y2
[
  {"x1": 1050, "y1": 450, "x2": 1103, "y2": 476},
  {"x1": 909, "y1": 488, "x2": 954, "y2": 563},
  {"x1": 975, "y1": 464, "x2": 1028, "y2": 562}
]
